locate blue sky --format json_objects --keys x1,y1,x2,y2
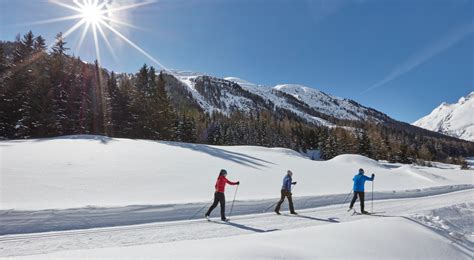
[{"x1": 1, "y1": 0, "x2": 473, "y2": 123}]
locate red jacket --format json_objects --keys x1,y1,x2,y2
[{"x1": 215, "y1": 175, "x2": 237, "y2": 193}]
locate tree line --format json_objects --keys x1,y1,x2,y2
[{"x1": 1, "y1": 31, "x2": 473, "y2": 166}]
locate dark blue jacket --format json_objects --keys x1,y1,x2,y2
[
  {"x1": 282, "y1": 175, "x2": 292, "y2": 191},
  {"x1": 353, "y1": 173, "x2": 374, "y2": 192}
]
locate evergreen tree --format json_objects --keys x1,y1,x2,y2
[
  {"x1": 107, "y1": 72, "x2": 121, "y2": 135},
  {"x1": 50, "y1": 32, "x2": 70, "y2": 135},
  {"x1": 398, "y1": 143, "x2": 409, "y2": 164},
  {"x1": 321, "y1": 132, "x2": 339, "y2": 159},
  {"x1": 34, "y1": 36, "x2": 46, "y2": 52},
  {"x1": 152, "y1": 71, "x2": 175, "y2": 140},
  {"x1": 357, "y1": 128, "x2": 372, "y2": 158},
  {"x1": 51, "y1": 32, "x2": 69, "y2": 56},
  {"x1": 7, "y1": 31, "x2": 37, "y2": 138},
  {"x1": 0, "y1": 43, "x2": 12, "y2": 138}
]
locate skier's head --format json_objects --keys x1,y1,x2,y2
[
  {"x1": 287, "y1": 170, "x2": 293, "y2": 177},
  {"x1": 219, "y1": 169, "x2": 227, "y2": 176},
  {"x1": 359, "y1": 168, "x2": 365, "y2": 175}
]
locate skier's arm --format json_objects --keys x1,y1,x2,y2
[
  {"x1": 365, "y1": 174, "x2": 375, "y2": 181},
  {"x1": 225, "y1": 177, "x2": 239, "y2": 185}
]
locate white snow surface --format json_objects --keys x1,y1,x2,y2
[
  {"x1": 274, "y1": 83, "x2": 373, "y2": 121},
  {"x1": 37, "y1": 219, "x2": 470, "y2": 260},
  {"x1": 1, "y1": 135, "x2": 472, "y2": 211},
  {"x1": 413, "y1": 91, "x2": 474, "y2": 141},
  {"x1": 225, "y1": 77, "x2": 336, "y2": 126},
  {"x1": 413, "y1": 202, "x2": 474, "y2": 250},
  {"x1": 1, "y1": 135, "x2": 474, "y2": 259},
  {"x1": 5, "y1": 190, "x2": 473, "y2": 259},
  {"x1": 171, "y1": 72, "x2": 372, "y2": 126}
]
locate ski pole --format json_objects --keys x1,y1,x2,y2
[
  {"x1": 264, "y1": 182, "x2": 297, "y2": 213},
  {"x1": 229, "y1": 185, "x2": 239, "y2": 217},
  {"x1": 264, "y1": 201, "x2": 279, "y2": 212},
  {"x1": 189, "y1": 197, "x2": 214, "y2": 220},
  {"x1": 371, "y1": 180, "x2": 374, "y2": 213},
  {"x1": 341, "y1": 189, "x2": 353, "y2": 208},
  {"x1": 189, "y1": 204, "x2": 208, "y2": 220}
]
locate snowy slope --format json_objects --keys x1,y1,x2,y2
[
  {"x1": 1, "y1": 135, "x2": 472, "y2": 210},
  {"x1": 225, "y1": 77, "x2": 336, "y2": 126},
  {"x1": 1, "y1": 135, "x2": 473, "y2": 259},
  {"x1": 274, "y1": 83, "x2": 374, "y2": 121},
  {"x1": 164, "y1": 71, "x2": 390, "y2": 126},
  {"x1": 413, "y1": 92, "x2": 474, "y2": 141}
]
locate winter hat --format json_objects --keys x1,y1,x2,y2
[
  {"x1": 219, "y1": 169, "x2": 227, "y2": 176},
  {"x1": 287, "y1": 170, "x2": 293, "y2": 176},
  {"x1": 359, "y1": 168, "x2": 364, "y2": 174}
]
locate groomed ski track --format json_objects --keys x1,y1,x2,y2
[{"x1": 1, "y1": 186, "x2": 473, "y2": 258}]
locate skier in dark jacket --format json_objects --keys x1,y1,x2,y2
[
  {"x1": 275, "y1": 170, "x2": 297, "y2": 215},
  {"x1": 205, "y1": 169, "x2": 239, "y2": 221},
  {"x1": 349, "y1": 168, "x2": 374, "y2": 214}
]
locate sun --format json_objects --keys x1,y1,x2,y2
[
  {"x1": 80, "y1": 1, "x2": 105, "y2": 25},
  {"x1": 30, "y1": 0, "x2": 166, "y2": 69}
]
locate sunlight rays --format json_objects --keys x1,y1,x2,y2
[
  {"x1": 26, "y1": 14, "x2": 85, "y2": 26},
  {"x1": 38, "y1": 0, "x2": 165, "y2": 69},
  {"x1": 99, "y1": 19, "x2": 167, "y2": 70}
]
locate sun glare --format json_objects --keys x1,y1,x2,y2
[
  {"x1": 34, "y1": 0, "x2": 166, "y2": 69},
  {"x1": 81, "y1": 2, "x2": 104, "y2": 25}
]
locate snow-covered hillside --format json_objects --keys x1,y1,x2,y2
[
  {"x1": 1, "y1": 135, "x2": 471, "y2": 210},
  {"x1": 414, "y1": 92, "x2": 474, "y2": 142},
  {"x1": 165, "y1": 71, "x2": 390, "y2": 127},
  {"x1": 1, "y1": 135, "x2": 473, "y2": 259},
  {"x1": 274, "y1": 83, "x2": 374, "y2": 121}
]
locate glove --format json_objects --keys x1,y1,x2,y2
[
  {"x1": 372, "y1": 174, "x2": 375, "y2": 177},
  {"x1": 292, "y1": 182, "x2": 297, "y2": 185},
  {"x1": 236, "y1": 181, "x2": 240, "y2": 185}
]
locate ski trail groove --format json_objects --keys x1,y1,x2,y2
[
  {"x1": 0, "y1": 188, "x2": 472, "y2": 257},
  {"x1": 1, "y1": 184, "x2": 471, "y2": 236}
]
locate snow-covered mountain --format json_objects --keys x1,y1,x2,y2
[
  {"x1": 413, "y1": 92, "x2": 474, "y2": 142},
  {"x1": 164, "y1": 70, "x2": 391, "y2": 127}
]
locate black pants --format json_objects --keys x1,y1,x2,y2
[
  {"x1": 350, "y1": 191, "x2": 365, "y2": 212},
  {"x1": 275, "y1": 189, "x2": 295, "y2": 213},
  {"x1": 206, "y1": 192, "x2": 226, "y2": 219}
]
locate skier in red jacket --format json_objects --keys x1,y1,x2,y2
[{"x1": 205, "y1": 169, "x2": 239, "y2": 221}]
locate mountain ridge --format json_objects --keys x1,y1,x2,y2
[
  {"x1": 413, "y1": 92, "x2": 474, "y2": 142},
  {"x1": 166, "y1": 70, "x2": 392, "y2": 128}
]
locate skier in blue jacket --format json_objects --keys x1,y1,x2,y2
[
  {"x1": 275, "y1": 170, "x2": 297, "y2": 215},
  {"x1": 349, "y1": 168, "x2": 374, "y2": 214}
]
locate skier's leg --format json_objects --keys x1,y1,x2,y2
[
  {"x1": 360, "y1": 192, "x2": 365, "y2": 212},
  {"x1": 219, "y1": 193, "x2": 226, "y2": 220},
  {"x1": 349, "y1": 192, "x2": 358, "y2": 209},
  {"x1": 205, "y1": 192, "x2": 219, "y2": 216},
  {"x1": 275, "y1": 190, "x2": 285, "y2": 213},
  {"x1": 288, "y1": 192, "x2": 296, "y2": 214}
]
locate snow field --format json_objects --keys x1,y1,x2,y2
[{"x1": 1, "y1": 135, "x2": 472, "y2": 211}]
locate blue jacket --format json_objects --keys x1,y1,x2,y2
[
  {"x1": 352, "y1": 173, "x2": 374, "y2": 192},
  {"x1": 282, "y1": 175, "x2": 292, "y2": 191}
]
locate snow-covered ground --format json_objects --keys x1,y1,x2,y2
[
  {"x1": 1, "y1": 135, "x2": 471, "y2": 210},
  {"x1": 4, "y1": 190, "x2": 473, "y2": 259},
  {"x1": 1, "y1": 135, "x2": 473, "y2": 259}
]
